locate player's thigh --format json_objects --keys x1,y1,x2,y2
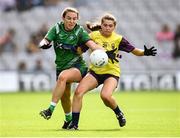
[
  {"x1": 101, "y1": 77, "x2": 118, "y2": 97},
  {"x1": 59, "y1": 68, "x2": 82, "y2": 82},
  {"x1": 75, "y1": 73, "x2": 98, "y2": 95}
]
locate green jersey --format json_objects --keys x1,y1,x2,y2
[{"x1": 45, "y1": 22, "x2": 90, "y2": 70}]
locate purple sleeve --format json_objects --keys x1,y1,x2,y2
[{"x1": 118, "y1": 37, "x2": 135, "y2": 52}]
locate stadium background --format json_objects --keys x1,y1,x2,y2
[
  {"x1": 1, "y1": 0, "x2": 180, "y2": 92},
  {"x1": 0, "y1": 0, "x2": 180, "y2": 137}
]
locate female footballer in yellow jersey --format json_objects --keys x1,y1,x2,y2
[{"x1": 68, "y1": 14, "x2": 157, "y2": 130}]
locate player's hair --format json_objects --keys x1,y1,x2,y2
[
  {"x1": 86, "y1": 13, "x2": 117, "y2": 31},
  {"x1": 62, "y1": 7, "x2": 79, "y2": 19}
]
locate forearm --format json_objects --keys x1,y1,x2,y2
[
  {"x1": 85, "y1": 40, "x2": 104, "y2": 51},
  {"x1": 131, "y1": 48, "x2": 144, "y2": 56}
]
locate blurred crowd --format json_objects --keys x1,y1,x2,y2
[
  {"x1": 0, "y1": 0, "x2": 64, "y2": 12},
  {"x1": 26, "y1": 23, "x2": 48, "y2": 54},
  {"x1": 0, "y1": 0, "x2": 180, "y2": 71},
  {"x1": 155, "y1": 24, "x2": 180, "y2": 60},
  {"x1": 0, "y1": 28, "x2": 18, "y2": 54},
  {"x1": 1, "y1": 23, "x2": 180, "y2": 71},
  {"x1": 0, "y1": 23, "x2": 49, "y2": 71}
]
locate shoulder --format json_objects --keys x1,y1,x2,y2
[
  {"x1": 112, "y1": 32, "x2": 123, "y2": 40},
  {"x1": 51, "y1": 22, "x2": 62, "y2": 29},
  {"x1": 74, "y1": 24, "x2": 88, "y2": 35},
  {"x1": 90, "y1": 31, "x2": 99, "y2": 35},
  {"x1": 89, "y1": 31, "x2": 100, "y2": 37},
  {"x1": 47, "y1": 22, "x2": 62, "y2": 34},
  {"x1": 74, "y1": 24, "x2": 84, "y2": 31}
]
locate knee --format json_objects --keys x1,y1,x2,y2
[
  {"x1": 100, "y1": 93, "x2": 110, "y2": 102},
  {"x1": 100, "y1": 93, "x2": 110, "y2": 106},
  {"x1": 57, "y1": 74, "x2": 67, "y2": 84},
  {"x1": 74, "y1": 87, "x2": 85, "y2": 99}
]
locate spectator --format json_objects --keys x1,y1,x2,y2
[
  {"x1": 172, "y1": 24, "x2": 180, "y2": 59},
  {"x1": 34, "y1": 59, "x2": 43, "y2": 71},
  {"x1": 156, "y1": 24, "x2": 174, "y2": 42},
  {"x1": 36, "y1": 23, "x2": 49, "y2": 41},
  {"x1": 44, "y1": 0, "x2": 61, "y2": 6},
  {"x1": 18, "y1": 61, "x2": 27, "y2": 71},
  {"x1": 0, "y1": 28, "x2": 18, "y2": 55},
  {"x1": 18, "y1": 61, "x2": 27, "y2": 90},
  {"x1": 26, "y1": 24, "x2": 48, "y2": 54},
  {"x1": 0, "y1": 0, "x2": 16, "y2": 12},
  {"x1": 31, "y1": 0, "x2": 44, "y2": 7},
  {"x1": 16, "y1": 0, "x2": 32, "y2": 12},
  {"x1": 26, "y1": 34, "x2": 40, "y2": 54},
  {"x1": 156, "y1": 24, "x2": 174, "y2": 59}
]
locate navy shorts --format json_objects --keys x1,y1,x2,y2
[{"x1": 89, "y1": 70, "x2": 119, "y2": 86}]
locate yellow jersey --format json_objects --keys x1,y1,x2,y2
[{"x1": 89, "y1": 31, "x2": 123, "y2": 77}]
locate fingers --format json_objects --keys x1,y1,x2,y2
[
  {"x1": 111, "y1": 48, "x2": 117, "y2": 53},
  {"x1": 106, "y1": 48, "x2": 117, "y2": 54},
  {"x1": 117, "y1": 54, "x2": 122, "y2": 58},
  {"x1": 149, "y1": 46, "x2": 154, "y2": 50},
  {"x1": 152, "y1": 49, "x2": 157, "y2": 52},
  {"x1": 152, "y1": 52, "x2": 157, "y2": 56},
  {"x1": 114, "y1": 58, "x2": 119, "y2": 62},
  {"x1": 107, "y1": 48, "x2": 117, "y2": 54},
  {"x1": 110, "y1": 58, "x2": 114, "y2": 64},
  {"x1": 150, "y1": 50, "x2": 157, "y2": 56},
  {"x1": 110, "y1": 57, "x2": 119, "y2": 63},
  {"x1": 144, "y1": 45, "x2": 157, "y2": 56},
  {"x1": 144, "y1": 45, "x2": 147, "y2": 50},
  {"x1": 106, "y1": 48, "x2": 120, "y2": 63},
  {"x1": 39, "y1": 39, "x2": 50, "y2": 47},
  {"x1": 146, "y1": 45, "x2": 157, "y2": 51},
  {"x1": 150, "y1": 46, "x2": 157, "y2": 56}
]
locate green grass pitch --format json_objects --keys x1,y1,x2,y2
[{"x1": 0, "y1": 91, "x2": 180, "y2": 137}]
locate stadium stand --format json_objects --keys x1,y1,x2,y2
[{"x1": 0, "y1": 0, "x2": 180, "y2": 71}]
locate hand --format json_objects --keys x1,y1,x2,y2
[
  {"x1": 40, "y1": 44, "x2": 52, "y2": 49},
  {"x1": 76, "y1": 45, "x2": 89, "y2": 55},
  {"x1": 106, "y1": 48, "x2": 119, "y2": 63},
  {"x1": 79, "y1": 45, "x2": 89, "y2": 52},
  {"x1": 39, "y1": 39, "x2": 52, "y2": 49},
  {"x1": 144, "y1": 45, "x2": 157, "y2": 56}
]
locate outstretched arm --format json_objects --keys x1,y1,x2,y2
[
  {"x1": 119, "y1": 38, "x2": 157, "y2": 56},
  {"x1": 131, "y1": 45, "x2": 157, "y2": 56},
  {"x1": 131, "y1": 48, "x2": 144, "y2": 56},
  {"x1": 85, "y1": 40, "x2": 104, "y2": 51}
]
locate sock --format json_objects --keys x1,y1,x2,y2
[
  {"x1": 113, "y1": 106, "x2": 122, "y2": 115},
  {"x1": 72, "y1": 112, "x2": 80, "y2": 127},
  {"x1": 65, "y1": 112, "x2": 72, "y2": 122},
  {"x1": 49, "y1": 102, "x2": 56, "y2": 112}
]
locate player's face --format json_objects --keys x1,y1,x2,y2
[
  {"x1": 101, "y1": 19, "x2": 115, "y2": 37},
  {"x1": 63, "y1": 12, "x2": 78, "y2": 31}
]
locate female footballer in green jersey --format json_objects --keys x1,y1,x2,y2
[
  {"x1": 68, "y1": 14, "x2": 157, "y2": 130},
  {"x1": 39, "y1": 7, "x2": 103, "y2": 129}
]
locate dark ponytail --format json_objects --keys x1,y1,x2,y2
[{"x1": 86, "y1": 22, "x2": 101, "y2": 31}]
